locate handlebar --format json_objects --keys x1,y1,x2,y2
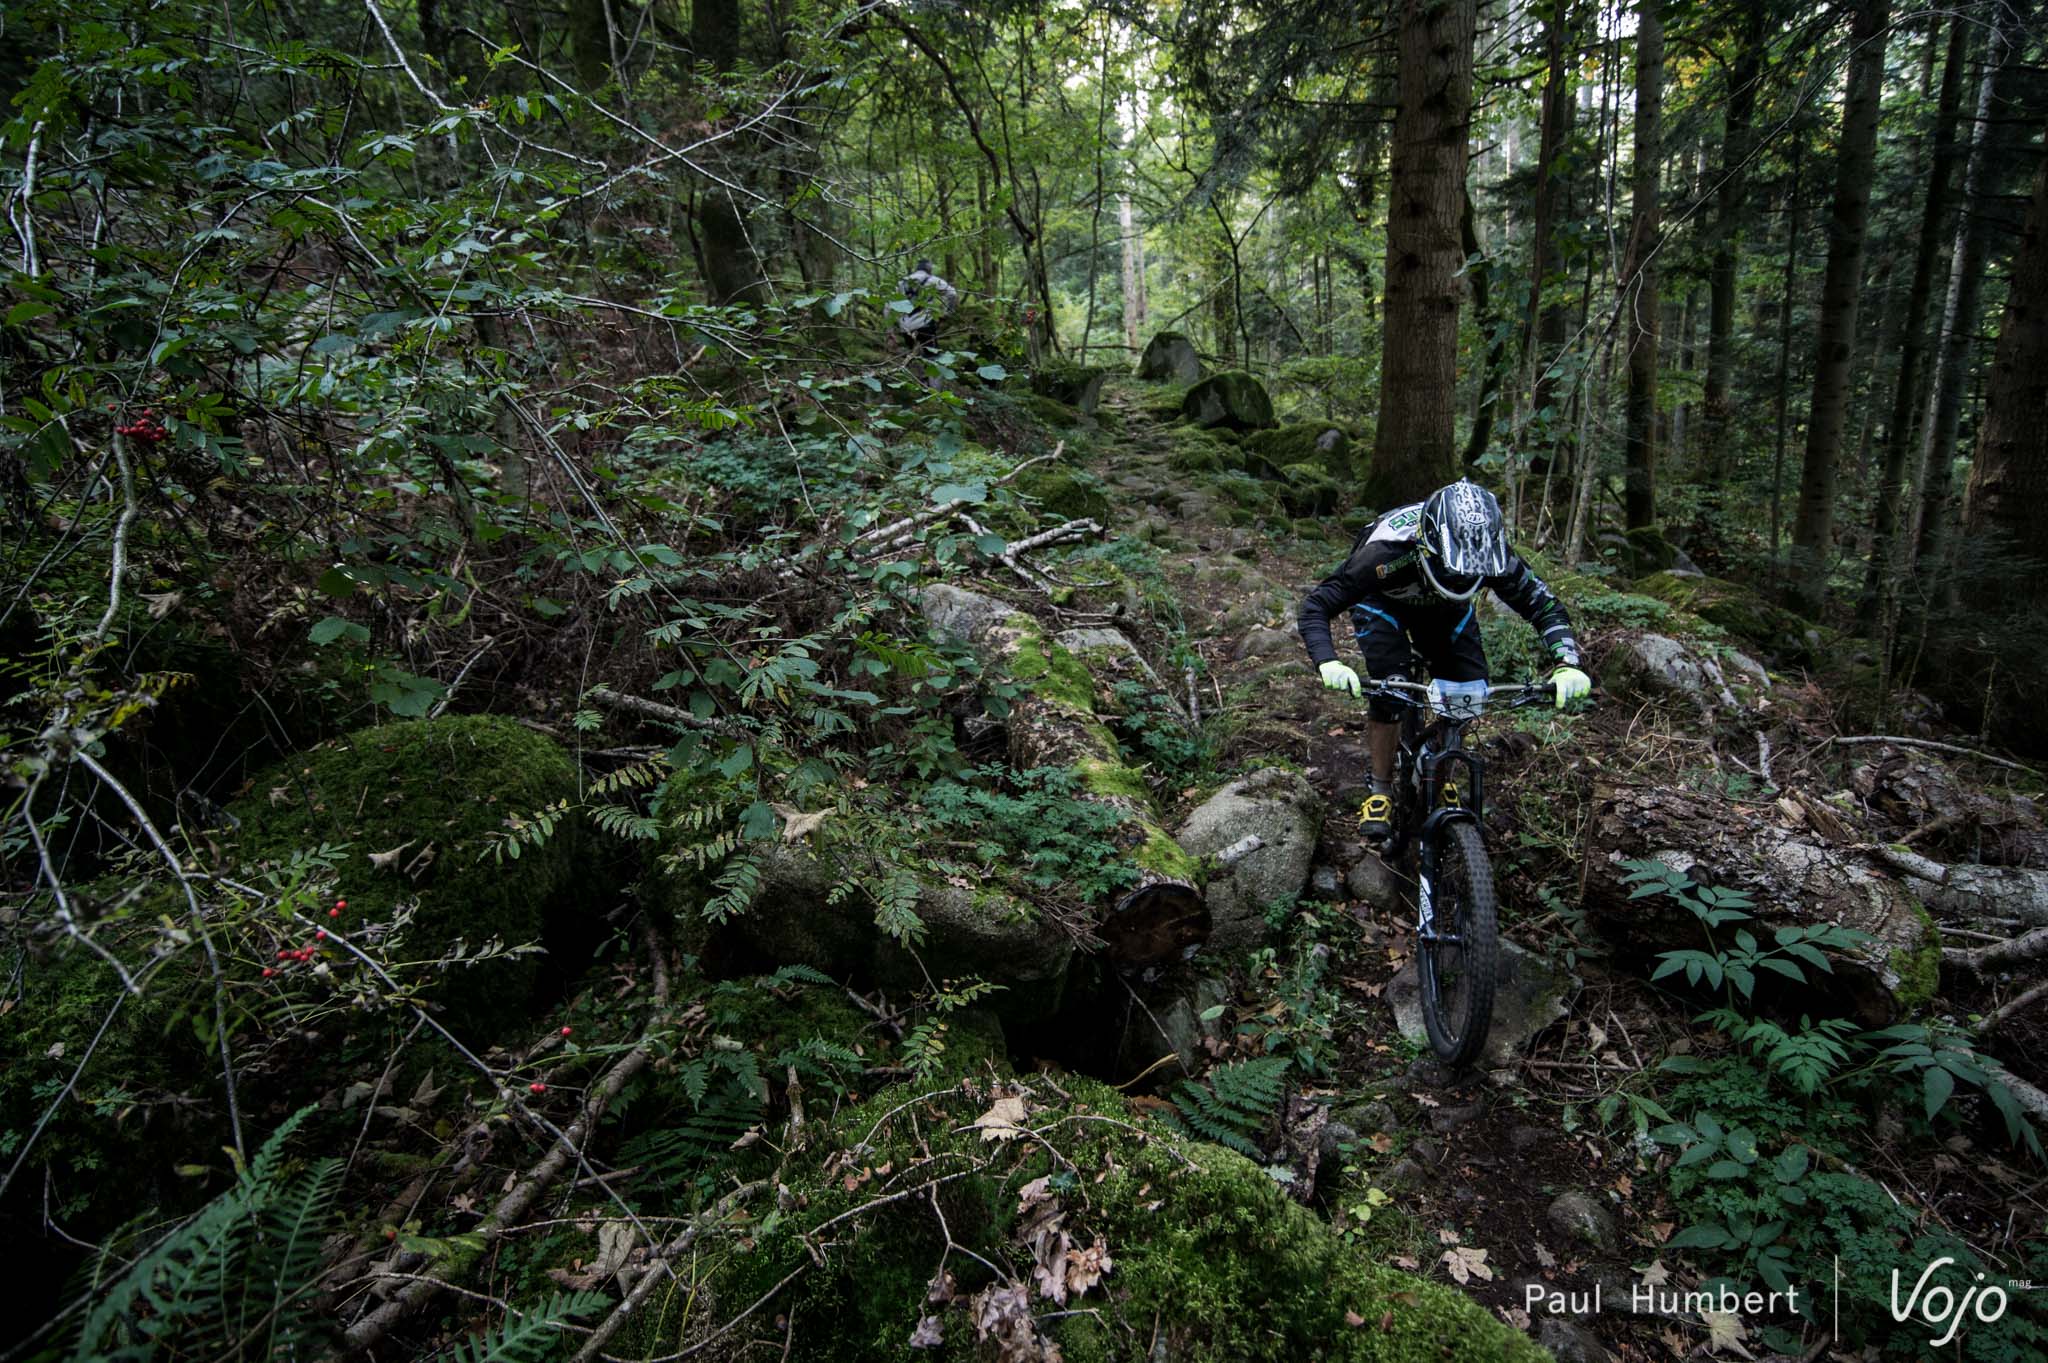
[{"x1": 1351, "y1": 679, "x2": 1584, "y2": 714}]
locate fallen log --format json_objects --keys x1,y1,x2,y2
[
  {"x1": 1581, "y1": 782, "x2": 1939, "y2": 1022},
  {"x1": 1942, "y1": 924, "x2": 2048, "y2": 974},
  {"x1": 920, "y1": 584, "x2": 1207, "y2": 967}
]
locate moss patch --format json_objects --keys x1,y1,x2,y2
[
  {"x1": 1635, "y1": 571, "x2": 1829, "y2": 664},
  {"x1": 1018, "y1": 466, "x2": 1113, "y2": 523},
  {"x1": 1890, "y1": 898, "x2": 1943, "y2": 1013},
  {"x1": 1275, "y1": 461, "x2": 1344, "y2": 516},
  {"x1": 688, "y1": 1076, "x2": 1544, "y2": 1362},
  {"x1": 230, "y1": 714, "x2": 581, "y2": 1038}
]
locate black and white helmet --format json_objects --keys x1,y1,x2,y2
[{"x1": 1418, "y1": 480, "x2": 1510, "y2": 602}]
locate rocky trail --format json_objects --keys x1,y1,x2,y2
[{"x1": 1017, "y1": 375, "x2": 2048, "y2": 1362}]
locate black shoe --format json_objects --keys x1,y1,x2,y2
[{"x1": 1359, "y1": 792, "x2": 1393, "y2": 841}]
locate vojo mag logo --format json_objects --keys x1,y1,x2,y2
[{"x1": 1885, "y1": 1255, "x2": 2016, "y2": 1348}]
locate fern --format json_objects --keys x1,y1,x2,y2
[
  {"x1": 430, "y1": 1290, "x2": 608, "y2": 1363},
  {"x1": 1164, "y1": 1057, "x2": 1290, "y2": 1158},
  {"x1": 700, "y1": 848, "x2": 763, "y2": 923},
  {"x1": 71, "y1": 1107, "x2": 340, "y2": 1362},
  {"x1": 590, "y1": 757, "x2": 670, "y2": 796}
]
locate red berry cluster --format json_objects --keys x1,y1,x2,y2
[
  {"x1": 262, "y1": 898, "x2": 347, "y2": 978},
  {"x1": 114, "y1": 408, "x2": 168, "y2": 445}
]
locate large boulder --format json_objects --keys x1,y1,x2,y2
[
  {"x1": 1137, "y1": 329, "x2": 1203, "y2": 384},
  {"x1": 1386, "y1": 940, "x2": 1576, "y2": 1065},
  {"x1": 695, "y1": 1074, "x2": 1548, "y2": 1363},
  {"x1": 1181, "y1": 370, "x2": 1276, "y2": 431},
  {"x1": 1175, "y1": 767, "x2": 1323, "y2": 952},
  {"x1": 232, "y1": 715, "x2": 585, "y2": 1037},
  {"x1": 1031, "y1": 362, "x2": 1107, "y2": 414},
  {"x1": 1275, "y1": 461, "x2": 1344, "y2": 516},
  {"x1": 1601, "y1": 632, "x2": 1769, "y2": 710}
]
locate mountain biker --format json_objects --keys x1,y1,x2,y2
[
  {"x1": 898, "y1": 259, "x2": 959, "y2": 359},
  {"x1": 1297, "y1": 478, "x2": 1591, "y2": 840}
]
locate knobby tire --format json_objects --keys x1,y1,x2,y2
[{"x1": 1420, "y1": 820, "x2": 1498, "y2": 1068}]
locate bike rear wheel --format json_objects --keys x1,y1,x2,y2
[{"x1": 1419, "y1": 820, "x2": 1499, "y2": 1067}]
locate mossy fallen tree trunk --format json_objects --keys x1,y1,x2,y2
[
  {"x1": 1868, "y1": 844, "x2": 2048, "y2": 927},
  {"x1": 1582, "y1": 781, "x2": 1939, "y2": 1022},
  {"x1": 920, "y1": 585, "x2": 1207, "y2": 968}
]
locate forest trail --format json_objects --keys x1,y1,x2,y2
[{"x1": 1068, "y1": 379, "x2": 1656, "y2": 1355}]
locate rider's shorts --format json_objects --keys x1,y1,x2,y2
[{"x1": 1349, "y1": 595, "x2": 1488, "y2": 721}]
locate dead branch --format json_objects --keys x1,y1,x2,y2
[
  {"x1": 1826, "y1": 735, "x2": 2042, "y2": 777},
  {"x1": 1943, "y1": 924, "x2": 2048, "y2": 973},
  {"x1": 566, "y1": 1180, "x2": 769, "y2": 1363},
  {"x1": 1979, "y1": 980, "x2": 2048, "y2": 1034},
  {"x1": 341, "y1": 932, "x2": 675, "y2": 1353},
  {"x1": 585, "y1": 685, "x2": 748, "y2": 738}
]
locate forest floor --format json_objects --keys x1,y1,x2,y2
[{"x1": 1057, "y1": 377, "x2": 2045, "y2": 1362}]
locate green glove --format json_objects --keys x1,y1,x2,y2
[
  {"x1": 1318, "y1": 660, "x2": 1362, "y2": 697},
  {"x1": 1551, "y1": 665, "x2": 1591, "y2": 708}
]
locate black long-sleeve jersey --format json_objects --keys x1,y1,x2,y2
[{"x1": 1296, "y1": 501, "x2": 1581, "y2": 668}]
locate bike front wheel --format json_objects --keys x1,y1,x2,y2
[{"x1": 1419, "y1": 820, "x2": 1499, "y2": 1067}]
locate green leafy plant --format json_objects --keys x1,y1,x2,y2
[{"x1": 1164, "y1": 1055, "x2": 1290, "y2": 1157}]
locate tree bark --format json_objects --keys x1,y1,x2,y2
[
  {"x1": 1621, "y1": 0, "x2": 1663, "y2": 531},
  {"x1": 1702, "y1": 3, "x2": 1766, "y2": 480},
  {"x1": 1370, "y1": 0, "x2": 1477, "y2": 506},
  {"x1": 1958, "y1": 159, "x2": 2048, "y2": 588},
  {"x1": 1787, "y1": 0, "x2": 1887, "y2": 616},
  {"x1": 689, "y1": 0, "x2": 767, "y2": 307},
  {"x1": 1858, "y1": 13, "x2": 1969, "y2": 630}
]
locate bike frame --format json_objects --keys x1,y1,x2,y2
[{"x1": 1359, "y1": 681, "x2": 1547, "y2": 939}]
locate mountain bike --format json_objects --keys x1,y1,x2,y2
[{"x1": 1355, "y1": 677, "x2": 1564, "y2": 1067}]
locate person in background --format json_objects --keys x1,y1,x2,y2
[{"x1": 898, "y1": 258, "x2": 959, "y2": 359}]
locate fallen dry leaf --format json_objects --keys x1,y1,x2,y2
[
  {"x1": 1533, "y1": 1241, "x2": 1556, "y2": 1269},
  {"x1": 974, "y1": 1094, "x2": 1030, "y2": 1142},
  {"x1": 1702, "y1": 1309, "x2": 1752, "y2": 1358},
  {"x1": 1640, "y1": 1258, "x2": 1671, "y2": 1287},
  {"x1": 908, "y1": 1315, "x2": 944, "y2": 1349},
  {"x1": 1343, "y1": 1309, "x2": 1366, "y2": 1327},
  {"x1": 1440, "y1": 1246, "x2": 1493, "y2": 1285},
  {"x1": 771, "y1": 803, "x2": 831, "y2": 842}
]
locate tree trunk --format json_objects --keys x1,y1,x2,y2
[
  {"x1": 1769, "y1": 138, "x2": 1804, "y2": 568},
  {"x1": 1959, "y1": 159, "x2": 2048, "y2": 589},
  {"x1": 1858, "y1": 13, "x2": 1969, "y2": 630},
  {"x1": 1582, "y1": 782, "x2": 1937, "y2": 1023},
  {"x1": 1461, "y1": 191, "x2": 1506, "y2": 466},
  {"x1": 1520, "y1": 0, "x2": 1576, "y2": 475},
  {"x1": 1702, "y1": 3, "x2": 1765, "y2": 479},
  {"x1": 689, "y1": 0, "x2": 766, "y2": 307},
  {"x1": 1120, "y1": 193, "x2": 1145, "y2": 354},
  {"x1": 1910, "y1": 4, "x2": 2018, "y2": 582},
  {"x1": 1370, "y1": 0, "x2": 1477, "y2": 506},
  {"x1": 1787, "y1": 0, "x2": 1887, "y2": 616},
  {"x1": 1621, "y1": 0, "x2": 1663, "y2": 531}
]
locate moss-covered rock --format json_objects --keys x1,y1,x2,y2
[
  {"x1": 1032, "y1": 363, "x2": 1108, "y2": 414},
  {"x1": 1018, "y1": 466, "x2": 1113, "y2": 524},
  {"x1": 1181, "y1": 370, "x2": 1275, "y2": 432},
  {"x1": 1635, "y1": 571, "x2": 1829, "y2": 664},
  {"x1": 1242, "y1": 422, "x2": 1356, "y2": 482},
  {"x1": 651, "y1": 1075, "x2": 1543, "y2": 1362},
  {"x1": 231, "y1": 715, "x2": 582, "y2": 1037},
  {"x1": 1138, "y1": 330, "x2": 1204, "y2": 384},
  {"x1": 1021, "y1": 393, "x2": 1087, "y2": 431},
  {"x1": 1275, "y1": 461, "x2": 1344, "y2": 516}
]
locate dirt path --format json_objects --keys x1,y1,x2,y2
[{"x1": 1079, "y1": 379, "x2": 1673, "y2": 1360}]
